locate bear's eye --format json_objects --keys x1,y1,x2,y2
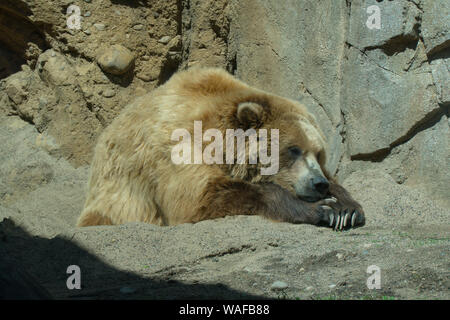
[{"x1": 288, "y1": 146, "x2": 302, "y2": 158}]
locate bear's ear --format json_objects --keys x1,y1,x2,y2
[{"x1": 237, "y1": 102, "x2": 264, "y2": 128}]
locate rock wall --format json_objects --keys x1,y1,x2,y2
[
  {"x1": 226, "y1": 0, "x2": 449, "y2": 205},
  {"x1": 0, "y1": 0, "x2": 448, "y2": 204}
]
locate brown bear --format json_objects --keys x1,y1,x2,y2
[{"x1": 77, "y1": 67, "x2": 365, "y2": 231}]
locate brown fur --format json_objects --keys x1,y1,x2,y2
[{"x1": 77, "y1": 67, "x2": 364, "y2": 228}]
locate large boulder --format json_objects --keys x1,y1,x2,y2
[
  {"x1": 421, "y1": 0, "x2": 450, "y2": 55},
  {"x1": 97, "y1": 45, "x2": 135, "y2": 76}
]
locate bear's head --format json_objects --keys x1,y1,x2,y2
[{"x1": 230, "y1": 96, "x2": 330, "y2": 202}]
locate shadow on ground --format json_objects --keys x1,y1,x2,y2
[{"x1": 0, "y1": 218, "x2": 265, "y2": 300}]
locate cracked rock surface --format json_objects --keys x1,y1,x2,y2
[{"x1": 0, "y1": 0, "x2": 449, "y2": 299}]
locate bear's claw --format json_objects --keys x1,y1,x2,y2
[
  {"x1": 327, "y1": 210, "x2": 363, "y2": 231},
  {"x1": 316, "y1": 194, "x2": 365, "y2": 231}
]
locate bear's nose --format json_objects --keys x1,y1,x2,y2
[{"x1": 312, "y1": 176, "x2": 329, "y2": 196}]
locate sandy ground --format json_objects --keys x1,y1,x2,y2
[{"x1": 0, "y1": 116, "x2": 449, "y2": 300}]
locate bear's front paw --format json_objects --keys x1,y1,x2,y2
[{"x1": 317, "y1": 197, "x2": 365, "y2": 231}]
